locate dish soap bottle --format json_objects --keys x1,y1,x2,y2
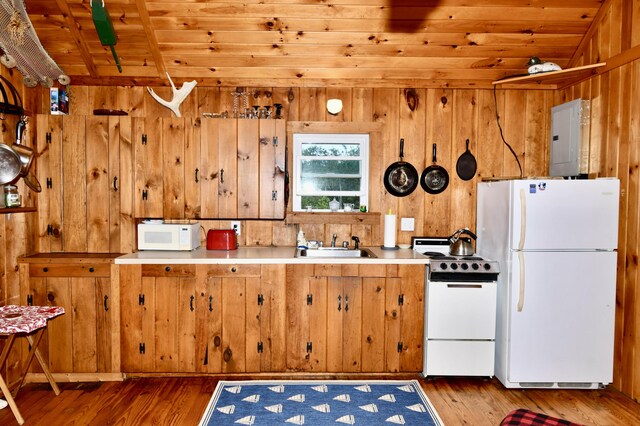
[{"x1": 297, "y1": 230, "x2": 308, "y2": 248}]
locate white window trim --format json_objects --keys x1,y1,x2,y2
[{"x1": 292, "y1": 133, "x2": 369, "y2": 212}]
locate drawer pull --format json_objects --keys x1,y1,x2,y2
[
  {"x1": 43, "y1": 267, "x2": 48, "y2": 273},
  {"x1": 165, "y1": 266, "x2": 171, "y2": 272},
  {"x1": 89, "y1": 267, "x2": 95, "y2": 273},
  {"x1": 231, "y1": 267, "x2": 237, "y2": 273},
  {"x1": 446, "y1": 284, "x2": 483, "y2": 289}
]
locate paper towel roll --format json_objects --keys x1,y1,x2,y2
[{"x1": 384, "y1": 214, "x2": 396, "y2": 248}]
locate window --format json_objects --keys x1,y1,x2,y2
[{"x1": 292, "y1": 133, "x2": 369, "y2": 212}]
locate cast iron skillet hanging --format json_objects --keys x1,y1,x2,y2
[
  {"x1": 384, "y1": 138, "x2": 419, "y2": 197},
  {"x1": 420, "y1": 143, "x2": 449, "y2": 194},
  {"x1": 456, "y1": 138, "x2": 477, "y2": 181}
]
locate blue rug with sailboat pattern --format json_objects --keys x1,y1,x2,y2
[{"x1": 198, "y1": 380, "x2": 443, "y2": 425}]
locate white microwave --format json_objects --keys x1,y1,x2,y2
[{"x1": 137, "y1": 222, "x2": 201, "y2": 251}]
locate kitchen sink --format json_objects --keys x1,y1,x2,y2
[{"x1": 296, "y1": 247, "x2": 377, "y2": 258}]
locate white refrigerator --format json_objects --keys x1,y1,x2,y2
[{"x1": 476, "y1": 178, "x2": 619, "y2": 389}]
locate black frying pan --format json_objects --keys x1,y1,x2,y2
[
  {"x1": 420, "y1": 144, "x2": 449, "y2": 194},
  {"x1": 456, "y1": 138, "x2": 477, "y2": 181},
  {"x1": 384, "y1": 138, "x2": 419, "y2": 197}
]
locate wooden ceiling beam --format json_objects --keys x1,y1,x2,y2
[
  {"x1": 54, "y1": 0, "x2": 98, "y2": 77},
  {"x1": 134, "y1": 0, "x2": 167, "y2": 78}
]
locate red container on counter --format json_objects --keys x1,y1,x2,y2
[{"x1": 206, "y1": 229, "x2": 237, "y2": 250}]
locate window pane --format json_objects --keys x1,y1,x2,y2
[
  {"x1": 301, "y1": 159, "x2": 361, "y2": 175},
  {"x1": 301, "y1": 143, "x2": 360, "y2": 157},
  {"x1": 301, "y1": 177, "x2": 361, "y2": 192},
  {"x1": 301, "y1": 196, "x2": 361, "y2": 210}
]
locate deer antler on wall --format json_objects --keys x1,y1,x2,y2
[{"x1": 146, "y1": 73, "x2": 197, "y2": 117}]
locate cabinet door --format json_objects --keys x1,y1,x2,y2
[
  {"x1": 327, "y1": 277, "x2": 362, "y2": 373},
  {"x1": 134, "y1": 117, "x2": 164, "y2": 218},
  {"x1": 36, "y1": 115, "x2": 63, "y2": 253},
  {"x1": 398, "y1": 265, "x2": 425, "y2": 372},
  {"x1": 22, "y1": 262, "x2": 113, "y2": 374},
  {"x1": 361, "y1": 277, "x2": 386, "y2": 372},
  {"x1": 259, "y1": 119, "x2": 286, "y2": 219},
  {"x1": 201, "y1": 119, "x2": 238, "y2": 218},
  {"x1": 237, "y1": 119, "x2": 260, "y2": 218}
]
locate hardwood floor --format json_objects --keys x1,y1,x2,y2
[{"x1": 0, "y1": 376, "x2": 639, "y2": 425}]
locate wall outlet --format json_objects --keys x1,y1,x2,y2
[
  {"x1": 231, "y1": 221, "x2": 241, "y2": 235},
  {"x1": 400, "y1": 217, "x2": 415, "y2": 232}
]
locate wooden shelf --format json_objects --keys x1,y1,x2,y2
[
  {"x1": 492, "y1": 63, "x2": 606, "y2": 89},
  {"x1": 0, "y1": 207, "x2": 36, "y2": 214},
  {"x1": 285, "y1": 211, "x2": 380, "y2": 225}
]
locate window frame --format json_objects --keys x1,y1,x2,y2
[{"x1": 292, "y1": 132, "x2": 369, "y2": 212}]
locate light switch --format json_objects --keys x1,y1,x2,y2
[{"x1": 401, "y1": 217, "x2": 415, "y2": 232}]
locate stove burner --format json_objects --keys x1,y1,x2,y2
[{"x1": 422, "y1": 251, "x2": 446, "y2": 258}]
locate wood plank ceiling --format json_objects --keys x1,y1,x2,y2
[{"x1": 24, "y1": 0, "x2": 604, "y2": 88}]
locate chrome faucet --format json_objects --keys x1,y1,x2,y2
[{"x1": 331, "y1": 233, "x2": 337, "y2": 247}]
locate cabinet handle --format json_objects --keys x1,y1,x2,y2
[
  {"x1": 231, "y1": 267, "x2": 237, "y2": 273},
  {"x1": 195, "y1": 168, "x2": 199, "y2": 183},
  {"x1": 345, "y1": 295, "x2": 349, "y2": 312},
  {"x1": 104, "y1": 295, "x2": 109, "y2": 312},
  {"x1": 113, "y1": 176, "x2": 118, "y2": 192},
  {"x1": 165, "y1": 266, "x2": 171, "y2": 272},
  {"x1": 337, "y1": 295, "x2": 342, "y2": 312},
  {"x1": 209, "y1": 295, "x2": 213, "y2": 312},
  {"x1": 190, "y1": 295, "x2": 195, "y2": 312},
  {"x1": 220, "y1": 168, "x2": 225, "y2": 184}
]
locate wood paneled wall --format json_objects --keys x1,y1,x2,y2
[
  {"x1": 0, "y1": 69, "x2": 37, "y2": 307},
  {"x1": 561, "y1": 0, "x2": 640, "y2": 402},
  {"x1": 29, "y1": 85, "x2": 551, "y2": 251}
]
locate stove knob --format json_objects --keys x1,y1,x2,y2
[
  {"x1": 450, "y1": 263, "x2": 458, "y2": 270},
  {"x1": 472, "y1": 263, "x2": 480, "y2": 270},
  {"x1": 461, "y1": 263, "x2": 469, "y2": 270},
  {"x1": 439, "y1": 263, "x2": 448, "y2": 270},
  {"x1": 483, "y1": 263, "x2": 492, "y2": 271}
]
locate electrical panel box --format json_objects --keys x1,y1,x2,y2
[{"x1": 549, "y1": 99, "x2": 590, "y2": 177}]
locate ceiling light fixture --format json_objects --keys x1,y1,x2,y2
[{"x1": 327, "y1": 99, "x2": 343, "y2": 115}]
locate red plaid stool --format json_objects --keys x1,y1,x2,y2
[
  {"x1": 0, "y1": 305, "x2": 64, "y2": 425},
  {"x1": 500, "y1": 408, "x2": 584, "y2": 426}
]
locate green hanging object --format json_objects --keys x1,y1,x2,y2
[{"x1": 91, "y1": 0, "x2": 122, "y2": 73}]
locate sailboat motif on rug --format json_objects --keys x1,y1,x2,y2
[{"x1": 198, "y1": 380, "x2": 443, "y2": 426}]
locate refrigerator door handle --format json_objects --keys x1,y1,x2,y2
[
  {"x1": 517, "y1": 251, "x2": 525, "y2": 312},
  {"x1": 518, "y1": 188, "x2": 526, "y2": 250}
]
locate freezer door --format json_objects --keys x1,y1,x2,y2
[
  {"x1": 507, "y1": 251, "x2": 616, "y2": 384},
  {"x1": 509, "y1": 179, "x2": 619, "y2": 250}
]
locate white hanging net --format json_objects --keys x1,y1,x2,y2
[{"x1": 0, "y1": 0, "x2": 69, "y2": 87}]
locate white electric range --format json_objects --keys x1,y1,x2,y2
[{"x1": 412, "y1": 237, "x2": 500, "y2": 377}]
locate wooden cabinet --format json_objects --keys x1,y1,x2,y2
[
  {"x1": 119, "y1": 263, "x2": 286, "y2": 373},
  {"x1": 286, "y1": 264, "x2": 425, "y2": 373},
  {"x1": 36, "y1": 114, "x2": 136, "y2": 254},
  {"x1": 200, "y1": 118, "x2": 286, "y2": 219},
  {"x1": 18, "y1": 254, "x2": 121, "y2": 380}
]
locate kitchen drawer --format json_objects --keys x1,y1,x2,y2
[
  {"x1": 204, "y1": 264, "x2": 261, "y2": 277},
  {"x1": 29, "y1": 263, "x2": 111, "y2": 277},
  {"x1": 427, "y1": 281, "x2": 496, "y2": 339},
  {"x1": 426, "y1": 340, "x2": 494, "y2": 376},
  {"x1": 141, "y1": 264, "x2": 196, "y2": 277}
]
